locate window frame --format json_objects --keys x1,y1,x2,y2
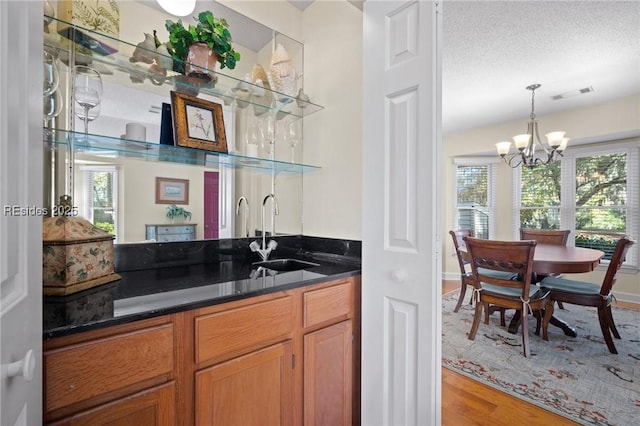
[
  {"x1": 453, "y1": 157, "x2": 499, "y2": 240},
  {"x1": 79, "y1": 165, "x2": 120, "y2": 242},
  {"x1": 513, "y1": 139, "x2": 639, "y2": 270}
]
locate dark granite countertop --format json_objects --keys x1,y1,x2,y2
[{"x1": 43, "y1": 236, "x2": 361, "y2": 340}]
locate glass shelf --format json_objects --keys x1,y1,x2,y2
[
  {"x1": 43, "y1": 15, "x2": 324, "y2": 119},
  {"x1": 46, "y1": 129, "x2": 321, "y2": 174}
]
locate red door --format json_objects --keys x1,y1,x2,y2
[{"x1": 204, "y1": 171, "x2": 219, "y2": 239}]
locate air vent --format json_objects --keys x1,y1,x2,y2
[
  {"x1": 551, "y1": 86, "x2": 594, "y2": 100},
  {"x1": 149, "y1": 105, "x2": 162, "y2": 114}
]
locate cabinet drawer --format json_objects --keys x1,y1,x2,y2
[
  {"x1": 49, "y1": 382, "x2": 175, "y2": 426},
  {"x1": 303, "y1": 281, "x2": 353, "y2": 328},
  {"x1": 157, "y1": 233, "x2": 194, "y2": 242},
  {"x1": 45, "y1": 324, "x2": 174, "y2": 413},
  {"x1": 158, "y1": 225, "x2": 195, "y2": 235},
  {"x1": 195, "y1": 296, "x2": 293, "y2": 364}
]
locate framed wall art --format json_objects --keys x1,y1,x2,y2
[
  {"x1": 170, "y1": 91, "x2": 228, "y2": 153},
  {"x1": 155, "y1": 177, "x2": 189, "y2": 204}
]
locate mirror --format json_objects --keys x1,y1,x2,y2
[{"x1": 47, "y1": 1, "x2": 306, "y2": 243}]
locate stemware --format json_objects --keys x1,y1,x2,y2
[
  {"x1": 43, "y1": 90, "x2": 63, "y2": 137},
  {"x1": 245, "y1": 119, "x2": 261, "y2": 157},
  {"x1": 73, "y1": 66, "x2": 103, "y2": 135},
  {"x1": 284, "y1": 120, "x2": 301, "y2": 162},
  {"x1": 75, "y1": 103, "x2": 101, "y2": 129},
  {"x1": 43, "y1": 50, "x2": 59, "y2": 96},
  {"x1": 262, "y1": 113, "x2": 276, "y2": 155}
]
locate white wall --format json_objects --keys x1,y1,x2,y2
[
  {"x1": 442, "y1": 95, "x2": 640, "y2": 299},
  {"x1": 301, "y1": 1, "x2": 363, "y2": 240}
]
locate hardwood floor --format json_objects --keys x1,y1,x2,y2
[
  {"x1": 442, "y1": 368, "x2": 577, "y2": 426},
  {"x1": 440, "y1": 279, "x2": 639, "y2": 426}
]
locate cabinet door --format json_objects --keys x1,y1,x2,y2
[
  {"x1": 49, "y1": 382, "x2": 175, "y2": 426},
  {"x1": 304, "y1": 320, "x2": 353, "y2": 426},
  {"x1": 196, "y1": 341, "x2": 294, "y2": 426}
]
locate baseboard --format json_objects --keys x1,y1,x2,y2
[
  {"x1": 613, "y1": 290, "x2": 640, "y2": 305},
  {"x1": 443, "y1": 272, "x2": 460, "y2": 281}
]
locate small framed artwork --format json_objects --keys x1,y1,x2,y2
[
  {"x1": 155, "y1": 177, "x2": 189, "y2": 204},
  {"x1": 170, "y1": 91, "x2": 228, "y2": 153}
]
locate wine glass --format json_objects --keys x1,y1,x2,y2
[
  {"x1": 43, "y1": 90, "x2": 63, "y2": 124},
  {"x1": 262, "y1": 113, "x2": 276, "y2": 155},
  {"x1": 75, "y1": 103, "x2": 101, "y2": 129},
  {"x1": 43, "y1": 90, "x2": 63, "y2": 139},
  {"x1": 245, "y1": 119, "x2": 261, "y2": 157},
  {"x1": 43, "y1": 50, "x2": 59, "y2": 96},
  {"x1": 73, "y1": 66, "x2": 103, "y2": 135},
  {"x1": 285, "y1": 120, "x2": 301, "y2": 162}
]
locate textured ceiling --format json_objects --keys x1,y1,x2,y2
[{"x1": 442, "y1": 1, "x2": 640, "y2": 133}]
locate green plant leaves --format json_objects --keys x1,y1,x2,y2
[{"x1": 163, "y1": 9, "x2": 240, "y2": 71}]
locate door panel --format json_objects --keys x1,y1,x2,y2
[
  {"x1": 195, "y1": 341, "x2": 294, "y2": 426},
  {"x1": 304, "y1": 320, "x2": 353, "y2": 426},
  {"x1": 0, "y1": 2, "x2": 43, "y2": 425},
  {"x1": 362, "y1": 1, "x2": 442, "y2": 425}
]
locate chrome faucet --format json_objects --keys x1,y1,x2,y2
[
  {"x1": 250, "y1": 193, "x2": 279, "y2": 261},
  {"x1": 236, "y1": 196, "x2": 250, "y2": 238}
]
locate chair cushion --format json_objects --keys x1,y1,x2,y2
[
  {"x1": 481, "y1": 283, "x2": 543, "y2": 299},
  {"x1": 477, "y1": 268, "x2": 517, "y2": 280},
  {"x1": 540, "y1": 276, "x2": 601, "y2": 295}
]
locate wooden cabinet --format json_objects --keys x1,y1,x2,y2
[
  {"x1": 43, "y1": 316, "x2": 176, "y2": 424},
  {"x1": 304, "y1": 321, "x2": 353, "y2": 426},
  {"x1": 195, "y1": 341, "x2": 294, "y2": 426},
  {"x1": 43, "y1": 275, "x2": 361, "y2": 426},
  {"x1": 301, "y1": 279, "x2": 357, "y2": 426},
  {"x1": 47, "y1": 382, "x2": 175, "y2": 426},
  {"x1": 145, "y1": 224, "x2": 197, "y2": 242}
]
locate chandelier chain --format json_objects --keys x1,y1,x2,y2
[{"x1": 530, "y1": 88, "x2": 536, "y2": 120}]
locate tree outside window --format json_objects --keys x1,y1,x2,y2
[{"x1": 519, "y1": 151, "x2": 630, "y2": 260}]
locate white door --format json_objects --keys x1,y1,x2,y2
[
  {"x1": 1, "y1": 1, "x2": 43, "y2": 425},
  {"x1": 362, "y1": 1, "x2": 442, "y2": 425}
]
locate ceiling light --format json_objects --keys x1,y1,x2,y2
[
  {"x1": 156, "y1": 0, "x2": 196, "y2": 17},
  {"x1": 495, "y1": 84, "x2": 569, "y2": 168}
]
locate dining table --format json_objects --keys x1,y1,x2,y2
[{"x1": 459, "y1": 242, "x2": 605, "y2": 337}]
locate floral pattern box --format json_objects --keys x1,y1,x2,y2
[{"x1": 43, "y1": 216, "x2": 120, "y2": 296}]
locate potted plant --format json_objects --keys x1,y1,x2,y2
[
  {"x1": 164, "y1": 11, "x2": 241, "y2": 81},
  {"x1": 166, "y1": 204, "x2": 192, "y2": 223}
]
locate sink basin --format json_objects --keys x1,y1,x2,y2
[{"x1": 252, "y1": 259, "x2": 320, "y2": 272}]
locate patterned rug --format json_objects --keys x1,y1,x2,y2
[{"x1": 442, "y1": 289, "x2": 640, "y2": 426}]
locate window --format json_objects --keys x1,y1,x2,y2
[
  {"x1": 515, "y1": 141, "x2": 639, "y2": 267},
  {"x1": 453, "y1": 161, "x2": 497, "y2": 239},
  {"x1": 80, "y1": 166, "x2": 119, "y2": 240}
]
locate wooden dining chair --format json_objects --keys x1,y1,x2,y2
[
  {"x1": 449, "y1": 229, "x2": 475, "y2": 312},
  {"x1": 519, "y1": 228, "x2": 571, "y2": 308},
  {"x1": 464, "y1": 237, "x2": 554, "y2": 357},
  {"x1": 541, "y1": 236, "x2": 635, "y2": 354},
  {"x1": 448, "y1": 230, "x2": 515, "y2": 322},
  {"x1": 519, "y1": 228, "x2": 571, "y2": 246}
]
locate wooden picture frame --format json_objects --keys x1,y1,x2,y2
[
  {"x1": 155, "y1": 177, "x2": 189, "y2": 204},
  {"x1": 170, "y1": 91, "x2": 228, "y2": 153}
]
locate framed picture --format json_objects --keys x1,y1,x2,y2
[
  {"x1": 155, "y1": 177, "x2": 189, "y2": 204},
  {"x1": 170, "y1": 91, "x2": 228, "y2": 153}
]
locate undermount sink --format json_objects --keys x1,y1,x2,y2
[{"x1": 252, "y1": 258, "x2": 320, "y2": 272}]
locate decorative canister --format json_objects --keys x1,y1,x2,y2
[{"x1": 42, "y1": 216, "x2": 120, "y2": 296}]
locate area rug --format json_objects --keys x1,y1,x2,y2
[{"x1": 442, "y1": 289, "x2": 640, "y2": 426}]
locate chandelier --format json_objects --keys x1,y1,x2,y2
[{"x1": 495, "y1": 84, "x2": 569, "y2": 168}]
